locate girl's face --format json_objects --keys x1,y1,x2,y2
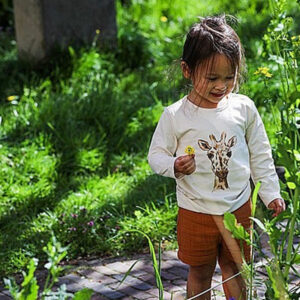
[{"x1": 182, "y1": 54, "x2": 237, "y2": 108}]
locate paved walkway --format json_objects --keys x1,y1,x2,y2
[
  {"x1": 0, "y1": 233, "x2": 299, "y2": 299},
  {"x1": 0, "y1": 250, "x2": 229, "y2": 300}
]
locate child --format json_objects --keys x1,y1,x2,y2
[{"x1": 148, "y1": 15, "x2": 285, "y2": 300}]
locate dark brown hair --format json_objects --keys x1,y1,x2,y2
[{"x1": 181, "y1": 15, "x2": 245, "y2": 90}]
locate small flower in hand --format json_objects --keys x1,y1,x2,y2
[
  {"x1": 268, "y1": 198, "x2": 286, "y2": 217},
  {"x1": 185, "y1": 145, "x2": 195, "y2": 155}
]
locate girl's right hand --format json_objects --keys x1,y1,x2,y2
[{"x1": 174, "y1": 154, "x2": 196, "y2": 176}]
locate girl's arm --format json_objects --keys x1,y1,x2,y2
[
  {"x1": 245, "y1": 101, "x2": 284, "y2": 209},
  {"x1": 148, "y1": 108, "x2": 182, "y2": 179}
]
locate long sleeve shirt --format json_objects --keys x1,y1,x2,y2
[{"x1": 148, "y1": 93, "x2": 282, "y2": 215}]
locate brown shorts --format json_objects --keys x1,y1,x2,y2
[{"x1": 177, "y1": 200, "x2": 251, "y2": 266}]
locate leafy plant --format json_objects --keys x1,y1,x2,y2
[{"x1": 4, "y1": 235, "x2": 93, "y2": 300}]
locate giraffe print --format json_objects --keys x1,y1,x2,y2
[{"x1": 198, "y1": 132, "x2": 237, "y2": 190}]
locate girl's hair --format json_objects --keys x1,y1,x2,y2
[{"x1": 181, "y1": 15, "x2": 245, "y2": 90}]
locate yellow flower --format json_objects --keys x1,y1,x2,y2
[
  {"x1": 7, "y1": 95, "x2": 17, "y2": 101},
  {"x1": 160, "y1": 16, "x2": 168, "y2": 22},
  {"x1": 95, "y1": 29, "x2": 101, "y2": 35},
  {"x1": 185, "y1": 145, "x2": 195, "y2": 155},
  {"x1": 254, "y1": 67, "x2": 272, "y2": 78}
]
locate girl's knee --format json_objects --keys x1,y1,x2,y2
[{"x1": 219, "y1": 259, "x2": 241, "y2": 276}]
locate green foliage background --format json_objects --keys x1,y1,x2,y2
[{"x1": 0, "y1": 0, "x2": 299, "y2": 279}]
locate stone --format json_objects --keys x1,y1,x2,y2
[{"x1": 13, "y1": 0, "x2": 117, "y2": 62}]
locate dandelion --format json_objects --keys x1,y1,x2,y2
[
  {"x1": 254, "y1": 67, "x2": 272, "y2": 78},
  {"x1": 160, "y1": 16, "x2": 168, "y2": 22},
  {"x1": 185, "y1": 145, "x2": 195, "y2": 155},
  {"x1": 291, "y1": 35, "x2": 300, "y2": 46},
  {"x1": 96, "y1": 29, "x2": 100, "y2": 35},
  {"x1": 7, "y1": 95, "x2": 17, "y2": 101}
]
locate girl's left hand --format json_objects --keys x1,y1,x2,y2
[{"x1": 268, "y1": 198, "x2": 286, "y2": 217}]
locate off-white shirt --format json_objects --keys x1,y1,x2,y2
[{"x1": 148, "y1": 93, "x2": 281, "y2": 215}]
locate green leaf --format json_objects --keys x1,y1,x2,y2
[
  {"x1": 251, "y1": 181, "x2": 261, "y2": 217},
  {"x1": 266, "y1": 265, "x2": 280, "y2": 298},
  {"x1": 293, "y1": 150, "x2": 300, "y2": 161},
  {"x1": 19, "y1": 260, "x2": 39, "y2": 300},
  {"x1": 223, "y1": 213, "x2": 251, "y2": 244},
  {"x1": 21, "y1": 259, "x2": 38, "y2": 287},
  {"x1": 249, "y1": 217, "x2": 266, "y2": 232},
  {"x1": 73, "y1": 288, "x2": 93, "y2": 300},
  {"x1": 287, "y1": 182, "x2": 296, "y2": 189},
  {"x1": 293, "y1": 253, "x2": 300, "y2": 264}
]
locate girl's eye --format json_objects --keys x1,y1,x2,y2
[
  {"x1": 207, "y1": 77, "x2": 217, "y2": 81},
  {"x1": 226, "y1": 76, "x2": 235, "y2": 80}
]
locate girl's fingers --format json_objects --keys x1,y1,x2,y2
[
  {"x1": 176, "y1": 157, "x2": 196, "y2": 174},
  {"x1": 185, "y1": 163, "x2": 196, "y2": 174},
  {"x1": 270, "y1": 199, "x2": 286, "y2": 217}
]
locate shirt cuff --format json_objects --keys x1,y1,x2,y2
[{"x1": 260, "y1": 193, "x2": 283, "y2": 208}]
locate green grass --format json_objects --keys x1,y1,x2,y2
[{"x1": 0, "y1": 0, "x2": 299, "y2": 285}]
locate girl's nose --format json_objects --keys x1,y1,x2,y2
[{"x1": 215, "y1": 81, "x2": 226, "y2": 91}]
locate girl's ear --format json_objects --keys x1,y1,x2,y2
[{"x1": 181, "y1": 61, "x2": 191, "y2": 79}]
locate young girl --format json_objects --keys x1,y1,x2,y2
[{"x1": 148, "y1": 15, "x2": 285, "y2": 300}]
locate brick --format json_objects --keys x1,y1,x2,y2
[
  {"x1": 172, "y1": 279, "x2": 186, "y2": 288},
  {"x1": 0, "y1": 291, "x2": 12, "y2": 299},
  {"x1": 130, "y1": 269, "x2": 149, "y2": 277},
  {"x1": 59, "y1": 273, "x2": 82, "y2": 284},
  {"x1": 135, "y1": 274, "x2": 156, "y2": 285},
  {"x1": 66, "y1": 282, "x2": 83, "y2": 293},
  {"x1": 91, "y1": 294, "x2": 109, "y2": 300},
  {"x1": 0, "y1": 290, "x2": 11, "y2": 297},
  {"x1": 148, "y1": 288, "x2": 173, "y2": 300},
  {"x1": 167, "y1": 267, "x2": 188, "y2": 279},
  {"x1": 83, "y1": 281, "x2": 124, "y2": 299},
  {"x1": 171, "y1": 291, "x2": 186, "y2": 300},
  {"x1": 162, "y1": 251, "x2": 179, "y2": 260},
  {"x1": 111, "y1": 284, "x2": 153, "y2": 299},
  {"x1": 87, "y1": 259, "x2": 102, "y2": 266},
  {"x1": 77, "y1": 269, "x2": 117, "y2": 284},
  {"x1": 94, "y1": 266, "x2": 119, "y2": 276},
  {"x1": 163, "y1": 282, "x2": 183, "y2": 293},
  {"x1": 132, "y1": 262, "x2": 155, "y2": 274},
  {"x1": 162, "y1": 259, "x2": 188, "y2": 269},
  {"x1": 112, "y1": 275, "x2": 152, "y2": 291},
  {"x1": 160, "y1": 270, "x2": 181, "y2": 281},
  {"x1": 105, "y1": 262, "x2": 135, "y2": 274}
]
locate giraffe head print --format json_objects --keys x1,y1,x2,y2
[{"x1": 198, "y1": 132, "x2": 237, "y2": 190}]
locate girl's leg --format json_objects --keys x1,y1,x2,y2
[
  {"x1": 187, "y1": 262, "x2": 216, "y2": 300},
  {"x1": 218, "y1": 256, "x2": 247, "y2": 300}
]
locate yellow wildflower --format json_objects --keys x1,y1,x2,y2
[
  {"x1": 95, "y1": 29, "x2": 101, "y2": 35},
  {"x1": 160, "y1": 16, "x2": 168, "y2": 22},
  {"x1": 254, "y1": 67, "x2": 272, "y2": 78},
  {"x1": 7, "y1": 95, "x2": 17, "y2": 101},
  {"x1": 185, "y1": 145, "x2": 195, "y2": 155}
]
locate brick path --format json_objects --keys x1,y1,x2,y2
[
  {"x1": 0, "y1": 233, "x2": 299, "y2": 299},
  {"x1": 0, "y1": 250, "x2": 228, "y2": 300}
]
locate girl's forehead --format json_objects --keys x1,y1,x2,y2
[{"x1": 201, "y1": 54, "x2": 235, "y2": 74}]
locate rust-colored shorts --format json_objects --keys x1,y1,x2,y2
[{"x1": 177, "y1": 200, "x2": 251, "y2": 266}]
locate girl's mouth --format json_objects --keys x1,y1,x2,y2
[{"x1": 210, "y1": 92, "x2": 225, "y2": 98}]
